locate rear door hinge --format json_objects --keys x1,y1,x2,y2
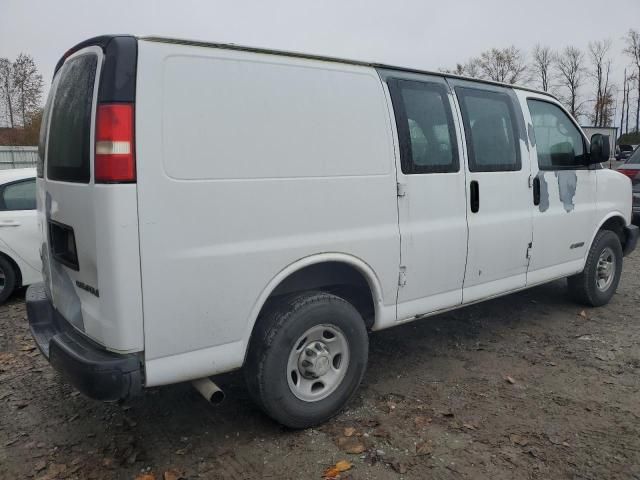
[
  {"x1": 397, "y1": 182, "x2": 407, "y2": 197},
  {"x1": 398, "y1": 266, "x2": 407, "y2": 287},
  {"x1": 528, "y1": 174, "x2": 533, "y2": 188}
]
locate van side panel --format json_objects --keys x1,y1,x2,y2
[{"x1": 135, "y1": 40, "x2": 399, "y2": 383}]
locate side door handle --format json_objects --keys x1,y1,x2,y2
[
  {"x1": 470, "y1": 180, "x2": 480, "y2": 213},
  {"x1": 0, "y1": 220, "x2": 20, "y2": 227},
  {"x1": 532, "y1": 176, "x2": 541, "y2": 206}
]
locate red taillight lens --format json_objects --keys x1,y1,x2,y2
[
  {"x1": 95, "y1": 103, "x2": 135, "y2": 183},
  {"x1": 620, "y1": 169, "x2": 640, "y2": 180}
]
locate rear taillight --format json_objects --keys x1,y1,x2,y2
[
  {"x1": 619, "y1": 169, "x2": 640, "y2": 180},
  {"x1": 95, "y1": 103, "x2": 135, "y2": 183}
]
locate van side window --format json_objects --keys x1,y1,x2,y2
[
  {"x1": 0, "y1": 179, "x2": 36, "y2": 211},
  {"x1": 388, "y1": 79, "x2": 459, "y2": 174},
  {"x1": 527, "y1": 99, "x2": 586, "y2": 170},
  {"x1": 456, "y1": 88, "x2": 521, "y2": 172}
]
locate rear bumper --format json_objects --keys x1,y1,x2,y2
[
  {"x1": 623, "y1": 224, "x2": 639, "y2": 256},
  {"x1": 27, "y1": 283, "x2": 142, "y2": 401}
]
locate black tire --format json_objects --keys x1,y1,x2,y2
[
  {"x1": 244, "y1": 291, "x2": 368, "y2": 429},
  {"x1": 0, "y1": 256, "x2": 17, "y2": 304},
  {"x1": 567, "y1": 230, "x2": 623, "y2": 307}
]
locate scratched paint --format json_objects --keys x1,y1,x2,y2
[
  {"x1": 45, "y1": 192, "x2": 84, "y2": 331},
  {"x1": 555, "y1": 170, "x2": 578, "y2": 213},
  {"x1": 537, "y1": 171, "x2": 549, "y2": 212}
]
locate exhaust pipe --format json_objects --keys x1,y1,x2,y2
[{"x1": 192, "y1": 377, "x2": 225, "y2": 405}]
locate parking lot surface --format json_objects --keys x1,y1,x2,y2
[{"x1": 1, "y1": 252, "x2": 639, "y2": 479}]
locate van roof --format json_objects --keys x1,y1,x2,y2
[
  {"x1": 55, "y1": 34, "x2": 556, "y2": 100},
  {"x1": 140, "y1": 35, "x2": 557, "y2": 100}
]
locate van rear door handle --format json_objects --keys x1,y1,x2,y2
[
  {"x1": 0, "y1": 220, "x2": 20, "y2": 227},
  {"x1": 532, "y1": 177, "x2": 541, "y2": 206},
  {"x1": 470, "y1": 181, "x2": 480, "y2": 213}
]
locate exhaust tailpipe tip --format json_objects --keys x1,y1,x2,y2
[{"x1": 192, "y1": 377, "x2": 225, "y2": 405}]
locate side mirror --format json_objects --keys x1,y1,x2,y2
[{"x1": 588, "y1": 134, "x2": 610, "y2": 164}]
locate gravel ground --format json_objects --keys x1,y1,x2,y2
[{"x1": 1, "y1": 251, "x2": 639, "y2": 480}]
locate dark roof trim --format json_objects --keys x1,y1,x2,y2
[
  {"x1": 139, "y1": 35, "x2": 557, "y2": 100},
  {"x1": 53, "y1": 35, "x2": 137, "y2": 104}
]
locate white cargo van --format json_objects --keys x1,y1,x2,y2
[{"x1": 28, "y1": 35, "x2": 638, "y2": 428}]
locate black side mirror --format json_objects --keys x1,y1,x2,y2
[{"x1": 588, "y1": 134, "x2": 610, "y2": 164}]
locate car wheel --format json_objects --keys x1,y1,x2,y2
[
  {"x1": 245, "y1": 291, "x2": 368, "y2": 428},
  {"x1": 0, "y1": 256, "x2": 17, "y2": 304},
  {"x1": 568, "y1": 230, "x2": 622, "y2": 307}
]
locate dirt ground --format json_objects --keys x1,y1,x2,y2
[{"x1": 1, "y1": 252, "x2": 639, "y2": 480}]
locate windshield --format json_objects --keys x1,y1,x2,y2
[{"x1": 627, "y1": 147, "x2": 640, "y2": 164}]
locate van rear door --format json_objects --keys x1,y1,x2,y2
[{"x1": 38, "y1": 37, "x2": 144, "y2": 353}]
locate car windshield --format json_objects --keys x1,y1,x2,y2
[{"x1": 626, "y1": 147, "x2": 640, "y2": 164}]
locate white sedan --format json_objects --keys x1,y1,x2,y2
[{"x1": 0, "y1": 168, "x2": 41, "y2": 303}]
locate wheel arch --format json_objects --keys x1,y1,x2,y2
[
  {"x1": 242, "y1": 253, "x2": 385, "y2": 358},
  {"x1": 591, "y1": 212, "x2": 627, "y2": 252}
]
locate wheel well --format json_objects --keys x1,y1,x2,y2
[
  {"x1": 599, "y1": 216, "x2": 626, "y2": 249},
  {"x1": 262, "y1": 262, "x2": 376, "y2": 329},
  {"x1": 0, "y1": 252, "x2": 22, "y2": 287}
]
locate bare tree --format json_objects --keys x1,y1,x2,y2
[
  {"x1": 556, "y1": 46, "x2": 586, "y2": 119},
  {"x1": 588, "y1": 40, "x2": 613, "y2": 126},
  {"x1": 0, "y1": 58, "x2": 15, "y2": 128},
  {"x1": 441, "y1": 59, "x2": 481, "y2": 78},
  {"x1": 624, "y1": 29, "x2": 640, "y2": 132},
  {"x1": 627, "y1": 74, "x2": 637, "y2": 134},
  {"x1": 531, "y1": 45, "x2": 554, "y2": 92},
  {"x1": 476, "y1": 46, "x2": 528, "y2": 84},
  {"x1": 12, "y1": 54, "x2": 43, "y2": 127}
]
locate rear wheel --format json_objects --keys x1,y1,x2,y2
[
  {"x1": 568, "y1": 230, "x2": 622, "y2": 307},
  {"x1": 245, "y1": 291, "x2": 368, "y2": 428},
  {"x1": 0, "y1": 256, "x2": 17, "y2": 304}
]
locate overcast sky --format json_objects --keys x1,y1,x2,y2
[{"x1": 1, "y1": 0, "x2": 639, "y2": 124}]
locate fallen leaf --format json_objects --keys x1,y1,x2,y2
[
  {"x1": 413, "y1": 416, "x2": 432, "y2": 428},
  {"x1": 322, "y1": 460, "x2": 352, "y2": 479},
  {"x1": 415, "y1": 440, "x2": 433, "y2": 456},
  {"x1": 505, "y1": 376, "x2": 516, "y2": 385},
  {"x1": 337, "y1": 436, "x2": 366, "y2": 454},
  {"x1": 509, "y1": 434, "x2": 529, "y2": 446},
  {"x1": 390, "y1": 460, "x2": 408, "y2": 474},
  {"x1": 47, "y1": 464, "x2": 67, "y2": 476},
  {"x1": 163, "y1": 468, "x2": 184, "y2": 480},
  {"x1": 579, "y1": 310, "x2": 588, "y2": 319},
  {"x1": 343, "y1": 427, "x2": 356, "y2": 437},
  {"x1": 463, "y1": 422, "x2": 477, "y2": 430},
  {"x1": 135, "y1": 474, "x2": 156, "y2": 480}
]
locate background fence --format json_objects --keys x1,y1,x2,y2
[{"x1": 0, "y1": 146, "x2": 38, "y2": 170}]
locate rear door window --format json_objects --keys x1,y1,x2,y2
[
  {"x1": 47, "y1": 54, "x2": 97, "y2": 183},
  {"x1": 456, "y1": 88, "x2": 521, "y2": 172},
  {"x1": 1, "y1": 179, "x2": 36, "y2": 211}
]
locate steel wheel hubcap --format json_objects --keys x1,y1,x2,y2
[
  {"x1": 287, "y1": 324, "x2": 350, "y2": 402},
  {"x1": 0, "y1": 268, "x2": 5, "y2": 293},
  {"x1": 596, "y1": 247, "x2": 615, "y2": 292}
]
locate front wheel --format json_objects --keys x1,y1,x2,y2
[
  {"x1": 568, "y1": 230, "x2": 623, "y2": 307},
  {"x1": 244, "y1": 291, "x2": 368, "y2": 428}
]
